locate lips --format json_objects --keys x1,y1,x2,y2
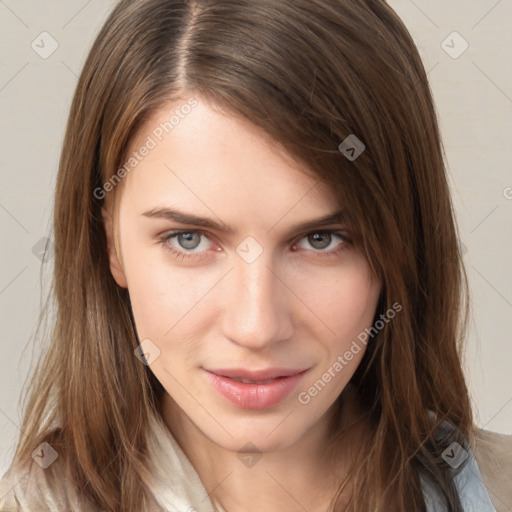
[{"x1": 204, "y1": 367, "x2": 309, "y2": 409}]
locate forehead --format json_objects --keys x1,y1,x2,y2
[{"x1": 117, "y1": 97, "x2": 340, "y2": 224}]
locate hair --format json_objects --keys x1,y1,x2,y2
[{"x1": 6, "y1": 0, "x2": 475, "y2": 510}]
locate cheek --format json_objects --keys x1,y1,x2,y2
[
  {"x1": 121, "y1": 238, "x2": 218, "y2": 341},
  {"x1": 292, "y1": 260, "x2": 381, "y2": 342},
  {"x1": 127, "y1": 266, "x2": 200, "y2": 338},
  {"x1": 295, "y1": 265, "x2": 381, "y2": 407}
]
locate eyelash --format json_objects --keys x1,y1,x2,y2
[{"x1": 156, "y1": 229, "x2": 350, "y2": 262}]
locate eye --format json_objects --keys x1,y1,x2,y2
[
  {"x1": 292, "y1": 231, "x2": 349, "y2": 258},
  {"x1": 170, "y1": 232, "x2": 205, "y2": 251},
  {"x1": 157, "y1": 230, "x2": 217, "y2": 261},
  {"x1": 301, "y1": 232, "x2": 337, "y2": 250}
]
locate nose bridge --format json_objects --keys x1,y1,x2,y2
[{"x1": 221, "y1": 252, "x2": 292, "y2": 349}]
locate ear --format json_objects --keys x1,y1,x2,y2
[{"x1": 102, "y1": 206, "x2": 128, "y2": 289}]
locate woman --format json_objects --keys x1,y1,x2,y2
[{"x1": 0, "y1": 0, "x2": 510, "y2": 510}]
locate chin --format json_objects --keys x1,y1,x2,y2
[{"x1": 198, "y1": 409, "x2": 312, "y2": 453}]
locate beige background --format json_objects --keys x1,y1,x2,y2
[{"x1": 0, "y1": 0, "x2": 510, "y2": 476}]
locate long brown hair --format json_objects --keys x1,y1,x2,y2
[{"x1": 6, "y1": 0, "x2": 473, "y2": 510}]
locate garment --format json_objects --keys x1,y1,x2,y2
[{"x1": 0, "y1": 412, "x2": 510, "y2": 511}]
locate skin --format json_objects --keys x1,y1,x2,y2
[{"x1": 104, "y1": 96, "x2": 382, "y2": 511}]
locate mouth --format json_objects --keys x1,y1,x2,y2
[
  {"x1": 229, "y1": 376, "x2": 282, "y2": 384},
  {"x1": 207, "y1": 367, "x2": 308, "y2": 381},
  {"x1": 204, "y1": 367, "x2": 309, "y2": 410}
]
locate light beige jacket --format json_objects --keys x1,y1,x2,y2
[{"x1": 0, "y1": 413, "x2": 510, "y2": 511}]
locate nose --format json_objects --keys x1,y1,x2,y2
[{"x1": 220, "y1": 253, "x2": 294, "y2": 351}]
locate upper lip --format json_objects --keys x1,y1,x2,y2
[{"x1": 206, "y1": 367, "x2": 308, "y2": 381}]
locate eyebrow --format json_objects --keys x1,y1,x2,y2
[{"x1": 141, "y1": 207, "x2": 347, "y2": 234}]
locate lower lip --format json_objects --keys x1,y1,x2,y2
[{"x1": 205, "y1": 370, "x2": 308, "y2": 410}]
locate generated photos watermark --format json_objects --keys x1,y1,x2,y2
[
  {"x1": 93, "y1": 97, "x2": 198, "y2": 200},
  {"x1": 297, "y1": 301, "x2": 403, "y2": 405}
]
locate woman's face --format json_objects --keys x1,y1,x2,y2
[{"x1": 105, "y1": 96, "x2": 382, "y2": 453}]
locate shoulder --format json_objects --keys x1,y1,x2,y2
[
  {"x1": 0, "y1": 465, "x2": 22, "y2": 511},
  {"x1": 421, "y1": 414, "x2": 507, "y2": 511},
  {"x1": 0, "y1": 456, "x2": 98, "y2": 512},
  {"x1": 0, "y1": 462, "x2": 43, "y2": 511},
  {"x1": 471, "y1": 428, "x2": 512, "y2": 512}
]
